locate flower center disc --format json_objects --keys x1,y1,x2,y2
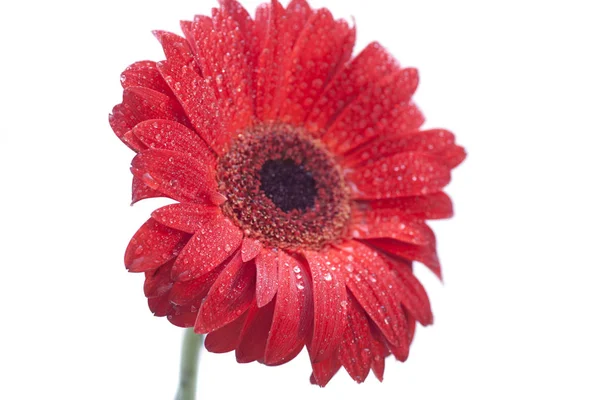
[{"x1": 217, "y1": 124, "x2": 351, "y2": 250}]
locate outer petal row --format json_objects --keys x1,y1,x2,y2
[{"x1": 128, "y1": 210, "x2": 435, "y2": 384}]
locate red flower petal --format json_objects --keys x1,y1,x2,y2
[
  {"x1": 264, "y1": 251, "x2": 313, "y2": 365},
  {"x1": 254, "y1": 0, "x2": 287, "y2": 121},
  {"x1": 386, "y1": 258, "x2": 434, "y2": 326},
  {"x1": 368, "y1": 237, "x2": 442, "y2": 279},
  {"x1": 218, "y1": 0, "x2": 260, "y2": 76},
  {"x1": 330, "y1": 17, "x2": 355, "y2": 76},
  {"x1": 109, "y1": 87, "x2": 188, "y2": 150},
  {"x1": 351, "y1": 210, "x2": 433, "y2": 245},
  {"x1": 278, "y1": 9, "x2": 355, "y2": 124},
  {"x1": 303, "y1": 250, "x2": 347, "y2": 363},
  {"x1": 323, "y1": 68, "x2": 421, "y2": 154},
  {"x1": 255, "y1": 0, "x2": 318, "y2": 121},
  {"x1": 154, "y1": 30, "x2": 200, "y2": 74},
  {"x1": 183, "y1": 8, "x2": 254, "y2": 143},
  {"x1": 253, "y1": 3, "x2": 270, "y2": 47},
  {"x1": 254, "y1": 248, "x2": 279, "y2": 308},
  {"x1": 171, "y1": 214, "x2": 242, "y2": 281},
  {"x1": 236, "y1": 300, "x2": 275, "y2": 363},
  {"x1": 120, "y1": 130, "x2": 147, "y2": 152},
  {"x1": 195, "y1": 252, "x2": 255, "y2": 333},
  {"x1": 436, "y1": 143, "x2": 467, "y2": 169},
  {"x1": 181, "y1": 16, "x2": 213, "y2": 70},
  {"x1": 338, "y1": 293, "x2": 373, "y2": 383},
  {"x1": 204, "y1": 311, "x2": 248, "y2": 353},
  {"x1": 156, "y1": 58, "x2": 225, "y2": 154},
  {"x1": 406, "y1": 310, "x2": 417, "y2": 344},
  {"x1": 218, "y1": 0, "x2": 256, "y2": 46},
  {"x1": 125, "y1": 219, "x2": 188, "y2": 272},
  {"x1": 330, "y1": 241, "x2": 409, "y2": 348},
  {"x1": 151, "y1": 203, "x2": 220, "y2": 234},
  {"x1": 370, "y1": 330, "x2": 387, "y2": 382},
  {"x1": 168, "y1": 263, "x2": 224, "y2": 306},
  {"x1": 210, "y1": 9, "x2": 256, "y2": 126},
  {"x1": 125, "y1": 86, "x2": 186, "y2": 126},
  {"x1": 167, "y1": 303, "x2": 206, "y2": 328},
  {"x1": 384, "y1": 308, "x2": 411, "y2": 362},
  {"x1": 306, "y1": 42, "x2": 400, "y2": 134},
  {"x1": 310, "y1": 354, "x2": 342, "y2": 387},
  {"x1": 167, "y1": 307, "x2": 198, "y2": 328},
  {"x1": 120, "y1": 60, "x2": 172, "y2": 95},
  {"x1": 131, "y1": 176, "x2": 164, "y2": 204},
  {"x1": 285, "y1": 0, "x2": 313, "y2": 35},
  {"x1": 130, "y1": 119, "x2": 216, "y2": 165},
  {"x1": 169, "y1": 306, "x2": 202, "y2": 327},
  {"x1": 269, "y1": 343, "x2": 306, "y2": 368},
  {"x1": 148, "y1": 295, "x2": 172, "y2": 317},
  {"x1": 348, "y1": 152, "x2": 451, "y2": 199},
  {"x1": 344, "y1": 129, "x2": 464, "y2": 168},
  {"x1": 240, "y1": 237, "x2": 262, "y2": 262},
  {"x1": 143, "y1": 261, "x2": 174, "y2": 298},
  {"x1": 362, "y1": 192, "x2": 454, "y2": 220},
  {"x1": 128, "y1": 113, "x2": 284, "y2": 206},
  {"x1": 179, "y1": 20, "x2": 199, "y2": 58},
  {"x1": 131, "y1": 149, "x2": 218, "y2": 203}
]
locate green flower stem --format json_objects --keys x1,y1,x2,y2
[{"x1": 175, "y1": 329, "x2": 204, "y2": 400}]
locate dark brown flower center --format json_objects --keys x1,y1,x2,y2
[
  {"x1": 217, "y1": 124, "x2": 350, "y2": 250},
  {"x1": 259, "y1": 159, "x2": 317, "y2": 212}
]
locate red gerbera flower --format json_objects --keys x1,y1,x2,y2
[{"x1": 110, "y1": 0, "x2": 465, "y2": 386}]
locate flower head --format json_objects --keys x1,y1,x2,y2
[{"x1": 110, "y1": 0, "x2": 465, "y2": 386}]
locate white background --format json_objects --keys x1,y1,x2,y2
[{"x1": 1, "y1": 0, "x2": 599, "y2": 399}]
